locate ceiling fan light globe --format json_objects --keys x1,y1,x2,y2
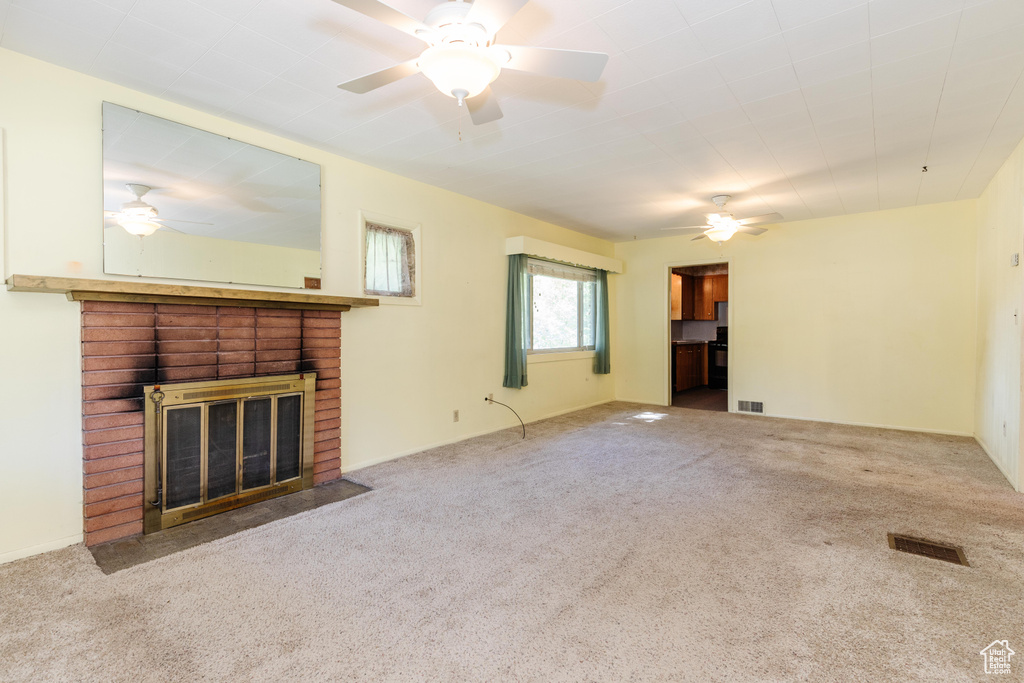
[
  {"x1": 118, "y1": 217, "x2": 161, "y2": 237},
  {"x1": 418, "y1": 44, "x2": 501, "y2": 100},
  {"x1": 703, "y1": 225, "x2": 737, "y2": 243}
]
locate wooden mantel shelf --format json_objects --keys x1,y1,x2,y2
[{"x1": 5, "y1": 275, "x2": 379, "y2": 312}]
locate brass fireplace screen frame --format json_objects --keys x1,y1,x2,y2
[{"x1": 143, "y1": 373, "x2": 317, "y2": 533}]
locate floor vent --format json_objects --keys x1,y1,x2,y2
[
  {"x1": 888, "y1": 533, "x2": 969, "y2": 566},
  {"x1": 738, "y1": 400, "x2": 764, "y2": 413}
]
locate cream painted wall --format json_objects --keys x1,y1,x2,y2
[
  {"x1": 975, "y1": 136, "x2": 1024, "y2": 490},
  {"x1": 103, "y1": 227, "x2": 321, "y2": 288},
  {"x1": 615, "y1": 201, "x2": 978, "y2": 435},
  {"x1": 0, "y1": 49, "x2": 615, "y2": 562}
]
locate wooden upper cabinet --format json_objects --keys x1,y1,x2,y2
[
  {"x1": 712, "y1": 274, "x2": 729, "y2": 303},
  {"x1": 673, "y1": 272, "x2": 723, "y2": 322},
  {"x1": 671, "y1": 273, "x2": 682, "y2": 320},
  {"x1": 694, "y1": 276, "x2": 715, "y2": 320},
  {"x1": 680, "y1": 274, "x2": 694, "y2": 319},
  {"x1": 671, "y1": 272, "x2": 695, "y2": 320}
]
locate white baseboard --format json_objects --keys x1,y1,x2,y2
[
  {"x1": 0, "y1": 533, "x2": 82, "y2": 566},
  {"x1": 345, "y1": 398, "x2": 615, "y2": 473},
  {"x1": 623, "y1": 396, "x2": 975, "y2": 437},
  {"x1": 611, "y1": 397, "x2": 659, "y2": 406},
  {"x1": 753, "y1": 410, "x2": 974, "y2": 437}
]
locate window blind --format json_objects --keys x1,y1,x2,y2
[{"x1": 527, "y1": 258, "x2": 597, "y2": 282}]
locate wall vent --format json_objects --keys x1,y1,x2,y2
[{"x1": 738, "y1": 400, "x2": 764, "y2": 414}]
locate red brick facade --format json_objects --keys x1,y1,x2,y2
[{"x1": 81, "y1": 301, "x2": 342, "y2": 546}]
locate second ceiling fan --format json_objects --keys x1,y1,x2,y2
[
  {"x1": 663, "y1": 196, "x2": 783, "y2": 244},
  {"x1": 331, "y1": 0, "x2": 609, "y2": 124}
]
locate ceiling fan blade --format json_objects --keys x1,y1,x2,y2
[
  {"x1": 737, "y1": 212, "x2": 783, "y2": 226},
  {"x1": 737, "y1": 225, "x2": 767, "y2": 236},
  {"x1": 329, "y1": 0, "x2": 431, "y2": 39},
  {"x1": 338, "y1": 59, "x2": 420, "y2": 94},
  {"x1": 690, "y1": 235, "x2": 707, "y2": 241},
  {"x1": 467, "y1": 87, "x2": 503, "y2": 125},
  {"x1": 158, "y1": 217, "x2": 214, "y2": 226},
  {"x1": 465, "y1": 0, "x2": 530, "y2": 35},
  {"x1": 500, "y1": 45, "x2": 609, "y2": 82}
]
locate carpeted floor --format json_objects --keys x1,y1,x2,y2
[{"x1": 2, "y1": 402, "x2": 1023, "y2": 681}]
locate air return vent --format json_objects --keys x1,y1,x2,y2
[
  {"x1": 888, "y1": 533, "x2": 969, "y2": 566},
  {"x1": 738, "y1": 400, "x2": 764, "y2": 414}
]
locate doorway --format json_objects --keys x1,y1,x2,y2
[{"x1": 669, "y1": 263, "x2": 728, "y2": 412}]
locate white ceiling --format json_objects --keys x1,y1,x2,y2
[{"x1": 3, "y1": 0, "x2": 1024, "y2": 241}]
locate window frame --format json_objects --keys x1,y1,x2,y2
[
  {"x1": 359, "y1": 211, "x2": 421, "y2": 306},
  {"x1": 526, "y1": 258, "x2": 597, "y2": 355}
]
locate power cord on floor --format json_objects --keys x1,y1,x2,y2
[{"x1": 485, "y1": 397, "x2": 526, "y2": 439}]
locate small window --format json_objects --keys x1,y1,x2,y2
[
  {"x1": 528, "y1": 259, "x2": 596, "y2": 353},
  {"x1": 364, "y1": 222, "x2": 415, "y2": 298}
]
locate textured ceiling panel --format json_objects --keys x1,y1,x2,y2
[{"x1": 3, "y1": 0, "x2": 1024, "y2": 240}]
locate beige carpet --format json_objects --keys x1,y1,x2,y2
[{"x1": 2, "y1": 402, "x2": 1023, "y2": 681}]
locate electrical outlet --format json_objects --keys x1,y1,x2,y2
[{"x1": 453, "y1": 409, "x2": 459, "y2": 423}]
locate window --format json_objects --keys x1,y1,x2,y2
[
  {"x1": 528, "y1": 258, "x2": 596, "y2": 353},
  {"x1": 364, "y1": 222, "x2": 416, "y2": 298}
]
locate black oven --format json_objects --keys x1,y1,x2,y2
[{"x1": 708, "y1": 327, "x2": 727, "y2": 390}]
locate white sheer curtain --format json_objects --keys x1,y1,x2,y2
[{"x1": 365, "y1": 223, "x2": 414, "y2": 297}]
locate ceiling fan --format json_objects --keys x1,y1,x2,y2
[
  {"x1": 104, "y1": 184, "x2": 208, "y2": 237},
  {"x1": 331, "y1": 0, "x2": 609, "y2": 125},
  {"x1": 663, "y1": 195, "x2": 783, "y2": 244}
]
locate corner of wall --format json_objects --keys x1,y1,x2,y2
[{"x1": 973, "y1": 134, "x2": 1024, "y2": 491}]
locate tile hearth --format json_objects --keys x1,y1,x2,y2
[{"x1": 90, "y1": 477, "x2": 370, "y2": 573}]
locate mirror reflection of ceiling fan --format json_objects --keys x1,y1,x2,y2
[
  {"x1": 104, "y1": 184, "x2": 209, "y2": 237},
  {"x1": 331, "y1": 0, "x2": 609, "y2": 125},
  {"x1": 663, "y1": 195, "x2": 783, "y2": 244}
]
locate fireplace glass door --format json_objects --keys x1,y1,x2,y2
[
  {"x1": 145, "y1": 374, "x2": 316, "y2": 532},
  {"x1": 162, "y1": 392, "x2": 302, "y2": 513}
]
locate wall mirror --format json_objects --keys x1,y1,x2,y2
[{"x1": 102, "y1": 102, "x2": 322, "y2": 289}]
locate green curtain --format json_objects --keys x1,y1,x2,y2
[
  {"x1": 503, "y1": 254, "x2": 529, "y2": 388},
  {"x1": 594, "y1": 269, "x2": 611, "y2": 374}
]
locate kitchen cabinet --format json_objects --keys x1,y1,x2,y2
[
  {"x1": 712, "y1": 274, "x2": 728, "y2": 303},
  {"x1": 681, "y1": 275, "x2": 695, "y2": 319},
  {"x1": 671, "y1": 274, "x2": 681, "y2": 320},
  {"x1": 673, "y1": 272, "x2": 726, "y2": 323},
  {"x1": 670, "y1": 273, "x2": 694, "y2": 321},
  {"x1": 693, "y1": 274, "x2": 728, "y2": 321},
  {"x1": 674, "y1": 343, "x2": 706, "y2": 391},
  {"x1": 694, "y1": 276, "x2": 715, "y2": 320}
]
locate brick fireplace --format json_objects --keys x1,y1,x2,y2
[{"x1": 81, "y1": 301, "x2": 344, "y2": 546}]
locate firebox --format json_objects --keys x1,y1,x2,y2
[{"x1": 143, "y1": 373, "x2": 317, "y2": 532}]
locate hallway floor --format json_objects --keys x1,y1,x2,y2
[{"x1": 671, "y1": 386, "x2": 727, "y2": 411}]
